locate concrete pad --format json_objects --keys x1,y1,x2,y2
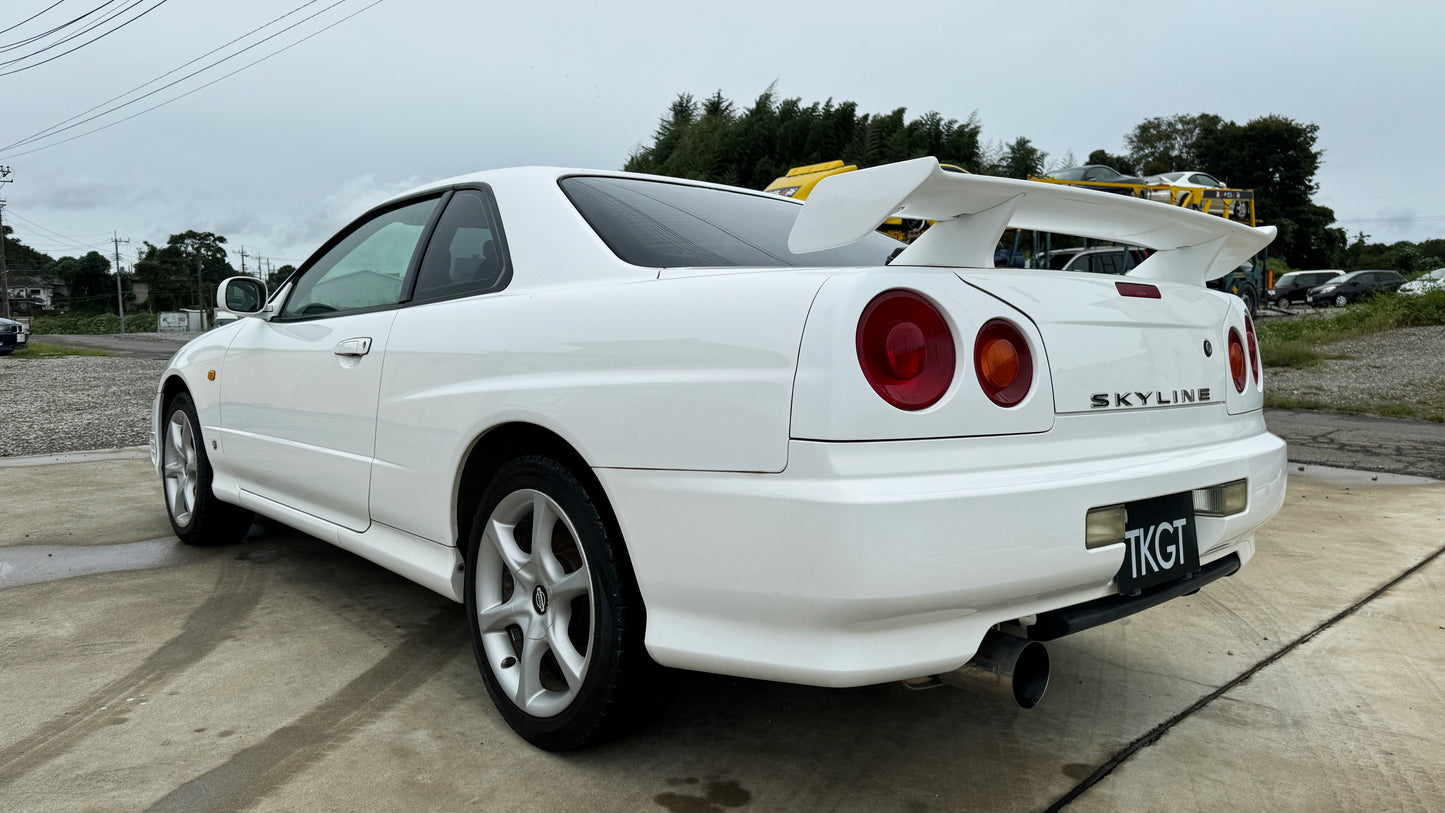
[
  {"x1": 1069, "y1": 553, "x2": 1445, "y2": 811},
  {"x1": 0, "y1": 449, "x2": 171, "y2": 548},
  {"x1": 0, "y1": 457, "x2": 1442, "y2": 811}
]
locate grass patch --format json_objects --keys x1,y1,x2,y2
[
  {"x1": 1258, "y1": 288, "x2": 1445, "y2": 348},
  {"x1": 29, "y1": 312, "x2": 159, "y2": 335},
  {"x1": 1265, "y1": 384, "x2": 1445, "y2": 423},
  {"x1": 1259, "y1": 340, "x2": 1323, "y2": 369},
  {"x1": 7, "y1": 342, "x2": 114, "y2": 358}
]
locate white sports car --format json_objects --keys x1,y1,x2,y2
[{"x1": 152, "y1": 158, "x2": 1286, "y2": 750}]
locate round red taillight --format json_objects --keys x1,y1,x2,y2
[
  {"x1": 1228, "y1": 327, "x2": 1247, "y2": 393},
  {"x1": 1244, "y1": 312, "x2": 1261, "y2": 385},
  {"x1": 975, "y1": 319, "x2": 1033, "y2": 407},
  {"x1": 856, "y1": 290, "x2": 956, "y2": 410}
]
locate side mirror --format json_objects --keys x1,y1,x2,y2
[{"x1": 217, "y1": 276, "x2": 268, "y2": 316}]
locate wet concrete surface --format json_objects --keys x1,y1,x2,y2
[
  {"x1": 1266, "y1": 409, "x2": 1445, "y2": 480},
  {"x1": 1, "y1": 453, "x2": 1443, "y2": 811}
]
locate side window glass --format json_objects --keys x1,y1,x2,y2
[
  {"x1": 413, "y1": 189, "x2": 510, "y2": 302},
  {"x1": 281, "y1": 197, "x2": 439, "y2": 318}
]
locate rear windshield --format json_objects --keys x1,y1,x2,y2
[{"x1": 560, "y1": 176, "x2": 903, "y2": 268}]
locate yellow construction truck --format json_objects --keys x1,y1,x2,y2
[{"x1": 764, "y1": 160, "x2": 969, "y2": 242}]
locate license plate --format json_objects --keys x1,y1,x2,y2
[{"x1": 1116, "y1": 492, "x2": 1200, "y2": 594}]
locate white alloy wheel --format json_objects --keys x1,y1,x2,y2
[
  {"x1": 475, "y1": 488, "x2": 594, "y2": 718},
  {"x1": 163, "y1": 409, "x2": 200, "y2": 528},
  {"x1": 1334, "y1": 294, "x2": 1348, "y2": 307}
]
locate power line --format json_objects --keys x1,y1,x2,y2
[
  {"x1": 0, "y1": 1, "x2": 68, "y2": 39},
  {"x1": 0, "y1": 1, "x2": 121, "y2": 53},
  {"x1": 0, "y1": 0, "x2": 390, "y2": 160},
  {"x1": 4, "y1": 0, "x2": 325, "y2": 152},
  {"x1": 1, "y1": 0, "x2": 356, "y2": 152},
  {"x1": 3, "y1": 207, "x2": 106, "y2": 250},
  {"x1": 0, "y1": 0, "x2": 172, "y2": 77}
]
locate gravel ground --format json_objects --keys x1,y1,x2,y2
[
  {"x1": 0, "y1": 355, "x2": 167, "y2": 457},
  {"x1": 2, "y1": 325, "x2": 1442, "y2": 459},
  {"x1": 1265, "y1": 325, "x2": 1445, "y2": 417}
]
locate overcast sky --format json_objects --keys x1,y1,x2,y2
[{"x1": 1, "y1": 0, "x2": 1440, "y2": 275}]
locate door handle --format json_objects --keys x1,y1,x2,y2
[{"x1": 333, "y1": 337, "x2": 372, "y2": 357}]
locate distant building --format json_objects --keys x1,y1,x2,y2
[{"x1": 3, "y1": 276, "x2": 68, "y2": 315}]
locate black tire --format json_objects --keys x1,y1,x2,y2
[
  {"x1": 464, "y1": 455, "x2": 674, "y2": 750},
  {"x1": 1239, "y1": 284, "x2": 1259, "y2": 317},
  {"x1": 161, "y1": 392, "x2": 255, "y2": 546}
]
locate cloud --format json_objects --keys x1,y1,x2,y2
[{"x1": 26, "y1": 176, "x2": 134, "y2": 211}]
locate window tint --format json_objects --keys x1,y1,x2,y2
[
  {"x1": 413, "y1": 189, "x2": 510, "y2": 302},
  {"x1": 561, "y1": 176, "x2": 902, "y2": 268},
  {"x1": 283, "y1": 197, "x2": 439, "y2": 318}
]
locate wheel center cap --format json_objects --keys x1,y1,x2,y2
[{"x1": 532, "y1": 585, "x2": 549, "y2": 615}]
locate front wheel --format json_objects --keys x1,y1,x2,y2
[
  {"x1": 161, "y1": 393, "x2": 255, "y2": 546},
  {"x1": 1334, "y1": 294, "x2": 1349, "y2": 307},
  {"x1": 1238, "y1": 285, "x2": 1259, "y2": 317},
  {"x1": 465, "y1": 455, "x2": 674, "y2": 750}
]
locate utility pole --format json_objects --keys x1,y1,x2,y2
[
  {"x1": 0, "y1": 166, "x2": 12, "y2": 319},
  {"x1": 238, "y1": 245, "x2": 248, "y2": 277},
  {"x1": 112, "y1": 232, "x2": 130, "y2": 334}
]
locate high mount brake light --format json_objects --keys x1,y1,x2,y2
[
  {"x1": 975, "y1": 319, "x2": 1033, "y2": 407},
  {"x1": 856, "y1": 290, "x2": 956, "y2": 410},
  {"x1": 1115, "y1": 281, "x2": 1161, "y2": 299},
  {"x1": 1228, "y1": 327, "x2": 1247, "y2": 393},
  {"x1": 1244, "y1": 312, "x2": 1261, "y2": 385}
]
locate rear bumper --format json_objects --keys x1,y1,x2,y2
[{"x1": 599, "y1": 406, "x2": 1286, "y2": 687}]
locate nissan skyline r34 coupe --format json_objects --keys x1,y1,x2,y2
[{"x1": 153, "y1": 157, "x2": 1286, "y2": 749}]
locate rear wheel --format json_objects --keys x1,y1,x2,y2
[
  {"x1": 464, "y1": 455, "x2": 674, "y2": 750},
  {"x1": 162, "y1": 392, "x2": 255, "y2": 546}
]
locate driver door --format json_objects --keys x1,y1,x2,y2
[{"x1": 218, "y1": 195, "x2": 441, "y2": 532}]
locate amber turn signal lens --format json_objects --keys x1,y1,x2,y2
[
  {"x1": 974, "y1": 319, "x2": 1033, "y2": 407},
  {"x1": 978, "y1": 336, "x2": 1020, "y2": 389},
  {"x1": 1228, "y1": 328, "x2": 1247, "y2": 393}
]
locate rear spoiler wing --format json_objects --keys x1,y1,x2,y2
[{"x1": 788, "y1": 157, "x2": 1276, "y2": 284}]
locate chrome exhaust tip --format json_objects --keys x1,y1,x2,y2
[{"x1": 935, "y1": 630, "x2": 1050, "y2": 709}]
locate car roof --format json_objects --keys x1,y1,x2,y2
[{"x1": 385, "y1": 166, "x2": 794, "y2": 208}]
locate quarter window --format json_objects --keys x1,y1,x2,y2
[
  {"x1": 412, "y1": 189, "x2": 510, "y2": 302},
  {"x1": 281, "y1": 197, "x2": 440, "y2": 318}
]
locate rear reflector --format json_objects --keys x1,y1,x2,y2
[
  {"x1": 1194, "y1": 479, "x2": 1248, "y2": 517},
  {"x1": 1115, "y1": 282, "x2": 1161, "y2": 299},
  {"x1": 1085, "y1": 505, "x2": 1127, "y2": 549}
]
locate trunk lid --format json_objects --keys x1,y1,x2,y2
[{"x1": 960, "y1": 271, "x2": 1233, "y2": 415}]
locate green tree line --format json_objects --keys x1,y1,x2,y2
[
  {"x1": 625, "y1": 90, "x2": 1402, "y2": 270},
  {"x1": 4, "y1": 225, "x2": 296, "y2": 315}
]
